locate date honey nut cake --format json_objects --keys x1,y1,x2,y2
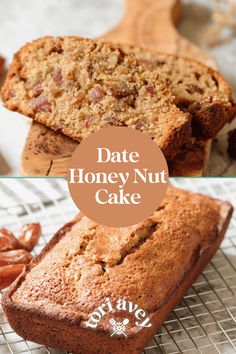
[
  {"x1": 122, "y1": 44, "x2": 236, "y2": 139},
  {"x1": 2, "y1": 187, "x2": 233, "y2": 354},
  {"x1": 0, "y1": 36, "x2": 192, "y2": 160}
]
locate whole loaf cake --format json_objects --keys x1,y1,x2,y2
[
  {"x1": 1, "y1": 36, "x2": 191, "y2": 160},
  {"x1": 2, "y1": 187, "x2": 233, "y2": 354}
]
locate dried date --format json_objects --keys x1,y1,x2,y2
[
  {"x1": 19, "y1": 223, "x2": 41, "y2": 251},
  {"x1": 0, "y1": 227, "x2": 21, "y2": 252},
  {"x1": 0, "y1": 249, "x2": 32, "y2": 267},
  {"x1": 0, "y1": 264, "x2": 25, "y2": 290}
]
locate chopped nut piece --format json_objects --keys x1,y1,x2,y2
[
  {"x1": 107, "y1": 52, "x2": 119, "y2": 69},
  {"x1": 186, "y1": 84, "x2": 204, "y2": 95},
  {"x1": 104, "y1": 117, "x2": 124, "y2": 126},
  {"x1": 108, "y1": 81, "x2": 131, "y2": 98}
]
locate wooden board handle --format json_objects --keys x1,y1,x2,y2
[
  {"x1": 103, "y1": 0, "x2": 180, "y2": 44},
  {"x1": 102, "y1": 0, "x2": 216, "y2": 68}
]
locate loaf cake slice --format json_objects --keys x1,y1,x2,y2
[
  {"x1": 122, "y1": 45, "x2": 236, "y2": 138},
  {"x1": 2, "y1": 187, "x2": 233, "y2": 354},
  {"x1": 1, "y1": 36, "x2": 191, "y2": 160}
]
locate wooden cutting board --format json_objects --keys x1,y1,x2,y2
[{"x1": 20, "y1": 0, "x2": 216, "y2": 176}]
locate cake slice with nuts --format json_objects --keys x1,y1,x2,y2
[
  {"x1": 122, "y1": 45, "x2": 236, "y2": 139},
  {"x1": 1, "y1": 36, "x2": 191, "y2": 160}
]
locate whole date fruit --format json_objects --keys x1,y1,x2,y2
[
  {"x1": 0, "y1": 249, "x2": 32, "y2": 267},
  {"x1": 19, "y1": 223, "x2": 41, "y2": 251},
  {"x1": 0, "y1": 264, "x2": 24, "y2": 290},
  {"x1": 0, "y1": 227, "x2": 21, "y2": 252}
]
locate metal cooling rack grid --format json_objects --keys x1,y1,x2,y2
[
  {"x1": 0, "y1": 179, "x2": 76, "y2": 354},
  {"x1": 0, "y1": 178, "x2": 236, "y2": 354}
]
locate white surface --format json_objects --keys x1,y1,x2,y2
[{"x1": 0, "y1": 0, "x2": 236, "y2": 176}]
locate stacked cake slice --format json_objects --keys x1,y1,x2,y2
[{"x1": 1, "y1": 36, "x2": 235, "y2": 161}]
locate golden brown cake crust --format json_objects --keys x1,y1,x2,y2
[
  {"x1": 1, "y1": 36, "x2": 192, "y2": 160},
  {"x1": 121, "y1": 44, "x2": 236, "y2": 139},
  {"x1": 2, "y1": 187, "x2": 233, "y2": 354}
]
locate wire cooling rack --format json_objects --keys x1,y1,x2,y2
[{"x1": 0, "y1": 178, "x2": 236, "y2": 354}]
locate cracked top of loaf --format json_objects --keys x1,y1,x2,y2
[
  {"x1": 1, "y1": 36, "x2": 191, "y2": 160},
  {"x1": 9, "y1": 187, "x2": 232, "y2": 333}
]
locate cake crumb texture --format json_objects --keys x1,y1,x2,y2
[
  {"x1": 122, "y1": 44, "x2": 236, "y2": 138},
  {"x1": 1, "y1": 36, "x2": 192, "y2": 160}
]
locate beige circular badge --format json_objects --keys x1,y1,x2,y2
[{"x1": 68, "y1": 127, "x2": 169, "y2": 227}]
